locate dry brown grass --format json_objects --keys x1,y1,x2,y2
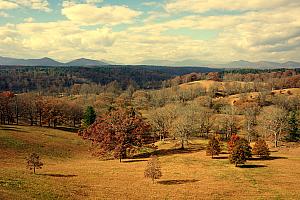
[{"x1": 1, "y1": 125, "x2": 300, "y2": 200}]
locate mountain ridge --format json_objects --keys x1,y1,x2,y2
[
  {"x1": 0, "y1": 56, "x2": 110, "y2": 67},
  {"x1": 0, "y1": 56, "x2": 300, "y2": 68}
]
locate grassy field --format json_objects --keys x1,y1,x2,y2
[{"x1": 1, "y1": 125, "x2": 300, "y2": 200}]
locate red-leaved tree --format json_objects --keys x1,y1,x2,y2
[
  {"x1": 82, "y1": 108, "x2": 151, "y2": 162},
  {"x1": 227, "y1": 134, "x2": 240, "y2": 154}
]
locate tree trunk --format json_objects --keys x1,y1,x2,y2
[
  {"x1": 181, "y1": 139, "x2": 184, "y2": 150},
  {"x1": 33, "y1": 167, "x2": 36, "y2": 174},
  {"x1": 39, "y1": 113, "x2": 42, "y2": 126},
  {"x1": 274, "y1": 133, "x2": 278, "y2": 148}
]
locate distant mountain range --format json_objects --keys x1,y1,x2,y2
[
  {"x1": 0, "y1": 56, "x2": 111, "y2": 67},
  {"x1": 0, "y1": 56, "x2": 300, "y2": 69},
  {"x1": 137, "y1": 59, "x2": 215, "y2": 67},
  {"x1": 137, "y1": 59, "x2": 300, "y2": 68},
  {"x1": 222, "y1": 60, "x2": 300, "y2": 69}
]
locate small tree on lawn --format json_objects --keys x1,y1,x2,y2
[
  {"x1": 26, "y1": 153, "x2": 43, "y2": 174},
  {"x1": 83, "y1": 106, "x2": 96, "y2": 127},
  {"x1": 206, "y1": 136, "x2": 221, "y2": 158},
  {"x1": 227, "y1": 134, "x2": 240, "y2": 154},
  {"x1": 229, "y1": 138, "x2": 252, "y2": 167},
  {"x1": 144, "y1": 155, "x2": 162, "y2": 183},
  {"x1": 252, "y1": 139, "x2": 270, "y2": 159}
]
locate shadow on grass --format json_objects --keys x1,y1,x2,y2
[
  {"x1": 249, "y1": 156, "x2": 287, "y2": 161},
  {"x1": 239, "y1": 165, "x2": 267, "y2": 168},
  {"x1": 132, "y1": 145, "x2": 206, "y2": 159},
  {"x1": 158, "y1": 179, "x2": 199, "y2": 185},
  {"x1": 37, "y1": 173, "x2": 77, "y2": 178},
  {"x1": 122, "y1": 159, "x2": 147, "y2": 163},
  {"x1": 55, "y1": 127, "x2": 79, "y2": 133},
  {"x1": 213, "y1": 156, "x2": 228, "y2": 159},
  {"x1": 0, "y1": 126, "x2": 28, "y2": 133}
]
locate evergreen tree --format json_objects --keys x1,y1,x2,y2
[
  {"x1": 206, "y1": 136, "x2": 221, "y2": 158},
  {"x1": 229, "y1": 138, "x2": 252, "y2": 167},
  {"x1": 286, "y1": 111, "x2": 299, "y2": 141},
  {"x1": 83, "y1": 106, "x2": 96, "y2": 127}
]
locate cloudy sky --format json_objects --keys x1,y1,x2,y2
[{"x1": 0, "y1": 0, "x2": 299, "y2": 63}]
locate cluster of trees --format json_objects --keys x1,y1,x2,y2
[
  {"x1": 0, "y1": 92, "x2": 83, "y2": 127},
  {"x1": 0, "y1": 65, "x2": 217, "y2": 94},
  {"x1": 148, "y1": 103, "x2": 215, "y2": 149},
  {"x1": 206, "y1": 135, "x2": 270, "y2": 167},
  {"x1": 224, "y1": 69, "x2": 300, "y2": 90}
]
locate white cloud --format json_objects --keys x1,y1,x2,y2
[
  {"x1": 24, "y1": 17, "x2": 34, "y2": 23},
  {"x1": 0, "y1": 21, "x2": 118, "y2": 61},
  {"x1": 0, "y1": 11, "x2": 9, "y2": 17},
  {"x1": 0, "y1": 0, "x2": 300, "y2": 63},
  {"x1": 142, "y1": 2, "x2": 161, "y2": 7},
  {"x1": 0, "y1": 0, "x2": 18, "y2": 9},
  {"x1": 85, "y1": 0, "x2": 103, "y2": 4},
  {"x1": 1, "y1": 0, "x2": 51, "y2": 11},
  {"x1": 165, "y1": 0, "x2": 300, "y2": 13},
  {"x1": 62, "y1": 3, "x2": 141, "y2": 25}
]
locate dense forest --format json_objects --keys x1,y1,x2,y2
[{"x1": 0, "y1": 65, "x2": 220, "y2": 93}]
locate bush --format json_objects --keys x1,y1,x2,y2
[
  {"x1": 206, "y1": 136, "x2": 221, "y2": 158},
  {"x1": 144, "y1": 155, "x2": 162, "y2": 183},
  {"x1": 252, "y1": 139, "x2": 270, "y2": 159}
]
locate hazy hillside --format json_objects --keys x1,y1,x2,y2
[
  {"x1": 222, "y1": 60, "x2": 300, "y2": 69},
  {"x1": 0, "y1": 56, "x2": 110, "y2": 67},
  {"x1": 65, "y1": 58, "x2": 109, "y2": 66}
]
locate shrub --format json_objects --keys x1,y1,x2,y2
[
  {"x1": 252, "y1": 139, "x2": 270, "y2": 159},
  {"x1": 144, "y1": 155, "x2": 162, "y2": 183},
  {"x1": 206, "y1": 136, "x2": 221, "y2": 158}
]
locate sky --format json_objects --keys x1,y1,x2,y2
[{"x1": 0, "y1": 0, "x2": 299, "y2": 64}]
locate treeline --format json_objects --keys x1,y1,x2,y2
[
  {"x1": 0, "y1": 91, "x2": 82, "y2": 127},
  {"x1": 0, "y1": 65, "x2": 219, "y2": 93},
  {"x1": 223, "y1": 69, "x2": 300, "y2": 89}
]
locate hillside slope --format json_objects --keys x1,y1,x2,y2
[{"x1": 1, "y1": 125, "x2": 300, "y2": 200}]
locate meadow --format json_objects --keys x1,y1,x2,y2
[{"x1": 1, "y1": 125, "x2": 299, "y2": 200}]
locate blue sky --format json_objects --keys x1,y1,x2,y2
[{"x1": 0, "y1": 0, "x2": 299, "y2": 63}]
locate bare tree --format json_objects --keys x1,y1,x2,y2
[
  {"x1": 241, "y1": 102, "x2": 260, "y2": 142},
  {"x1": 148, "y1": 106, "x2": 173, "y2": 141},
  {"x1": 260, "y1": 106, "x2": 289, "y2": 147},
  {"x1": 26, "y1": 153, "x2": 43, "y2": 174}
]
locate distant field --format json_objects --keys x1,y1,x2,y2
[{"x1": 1, "y1": 125, "x2": 300, "y2": 200}]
